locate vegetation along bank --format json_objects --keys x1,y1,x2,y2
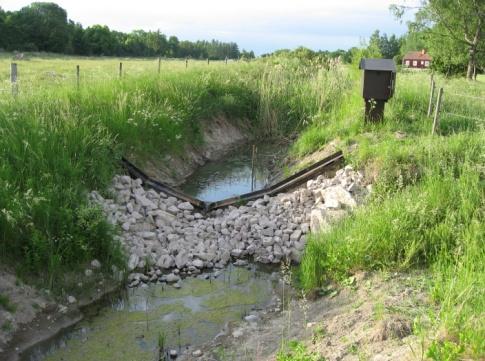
[{"x1": 0, "y1": 46, "x2": 484, "y2": 361}]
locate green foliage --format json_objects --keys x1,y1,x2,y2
[
  {"x1": 427, "y1": 340, "x2": 465, "y2": 361},
  {"x1": 277, "y1": 341, "x2": 326, "y2": 361},
  {"x1": 0, "y1": 294, "x2": 16, "y2": 313},
  {"x1": 1, "y1": 2, "x2": 244, "y2": 58},
  {"x1": 398, "y1": 0, "x2": 485, "y2": 78}
]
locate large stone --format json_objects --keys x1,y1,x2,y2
[
  {"x1": 290, "y1": 229, "x2": 302, "y2": 243},
  {"x1": 128, "y1": 253, "x2": 139, "y2": 271},
  {"x1": 322, "y1": 185, "x2": 357, "y2": 209},
  {"x1": 165, "y1": 273, "x2": 181, "y2": 283},
  {"x1": 192, "y1": 259, "x2": 204, "y2": 269},
  {"x1": 157, "y1": 254, "x2": 174, "y2": 269},
  {"x1": 310, "y1": 208, "x2": 347, "y2": 233},
  {"x1": 175, "y1": 251, "x2": 189, "y2": 269},
  {"x1": 178, "y1": 202, "x2": 194, "y2": 211}
]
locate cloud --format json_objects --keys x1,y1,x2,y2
[{"x1": 2, "y1": 0, "x2": 416, "y2": 54}]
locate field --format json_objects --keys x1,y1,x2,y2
[{"x1": 0, "y1": 52, "x2": 484, "y2": 359}]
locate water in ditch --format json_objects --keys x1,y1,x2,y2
[
  {"x1": 180, "y1": 142, "x2": 286, "y2": 202},
  {"x1": 29, "y1": 265, "x2": 279, "y2": 361},
  {"x1": 28, "y1": 142, "x2": 287, "y2": 361}
]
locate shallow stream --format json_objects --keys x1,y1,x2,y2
[
  {"x1": 28, "y1": 142, "x2": 287, "y2": 361},
  {"x1": 180, "y1": 142, "x2": 286, "y2": 201},
  {"x1": 28, "y1": 265, "x2": 278, "y2": 361}
]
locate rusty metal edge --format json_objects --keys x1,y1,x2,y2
[{"x1": 121, "y1": 151, "x2": 344, "y2": 212}]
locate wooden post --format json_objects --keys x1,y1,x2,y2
[
  {"x1": 158, "y1": 57, "x2": 161, "y2": 75},
  {"x1": 431, "y1": 87, "x2": 444, "y2": 135},
  {"x1": 76, "y1": 65, "x2": 80, "y2": 89},
  {"x1": 10, "y1": 63, "x2": 18, "y2": 97},
  {"x1": 225, "y1": 57, "x2": 228, "y2": 65},
  {"x1": 119, "y1": 62, "x2": 123, "y2": 78},
  {"x1": 427, "y1": 79, "x2": 435, "y2": 117},
  {"x1": 207, "y1": 58, "x2": 210, "y2": 65},
  {"x1": 251, "y1": 144, "x2": 256, "y2": 191}
]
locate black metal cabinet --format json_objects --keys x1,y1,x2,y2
[{"x1": 359, "y1": 59, "x2": 396, "y2": 121}]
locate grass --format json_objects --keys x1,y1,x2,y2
[
  {"x1": 0, "y1": 52, "x2": 483, "y2": 359},
  {"x1": 298, "y1": 70, "x2": 485, "y2": 359},
  {"x1": 0, "y1": 294, "x2": 16, "y2": 313},
  {"x1": 0, "y1": 52, "x2": 346, "y2": 289}
]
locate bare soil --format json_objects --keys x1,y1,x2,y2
[
  {"x1": 192, "y1": 271, "x2": 430, "y2": 361},
  {"x1": 134, "y1": 115, "x2": 249, "y2": 186}
]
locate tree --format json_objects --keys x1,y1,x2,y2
[
  {"x1": 393, "y1": 0, "x2": 485, "y2": 79},
  {"x1": 14, "y1": 2, "x2": 69, "y2": 52},
  {"x1": 84, "y1": 25, "x2": 117, "y2": 55}
]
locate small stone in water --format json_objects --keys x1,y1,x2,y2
[{"x1": 192, "y1": 349, "x2": 203, "y2": 357}]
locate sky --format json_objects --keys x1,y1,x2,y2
[{"x1": 2, "y1": 0, "x2": 418, "y2": 55}]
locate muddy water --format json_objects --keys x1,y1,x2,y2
[
  {"x1": 28, "y1": 265, "x2": 278, "y2": 361},
  {"x1": 180, "y1": 143, "x2": 286, "y2": 202}
]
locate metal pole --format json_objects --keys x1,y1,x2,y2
[
  {"x1": 10, "y1": 63, "x2": 18, "y2": 97},
  {"x1": 432, "y1": 87, "x2": 444, "y2": 135}
]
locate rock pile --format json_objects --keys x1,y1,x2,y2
[{"x1": 90, "y1": 165, "x2": 369, "y2": 284}]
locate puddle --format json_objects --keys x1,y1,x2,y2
[
  {"x1": 27, "y1": 265, "x2": 278, "y2": 361},
  {"x1": 180, "y1": 143, "x2": 285, "y2": 202}
]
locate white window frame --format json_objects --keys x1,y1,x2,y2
[{"x1": 413, "y1": 60, "x2": 418, "y2": 66}]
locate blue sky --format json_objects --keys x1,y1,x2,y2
[{"x1": 2, "y1": 0, "x2": 419, "y2": 55}]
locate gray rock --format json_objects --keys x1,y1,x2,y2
[
  {"x1": 67, "y1": 295, "x2": 77, "y2": 304},
  {"x1": 157, "y1": 254, "x2": 174, "y2": 269},
  {"x1": 177, "y1": 202, "x2": 194, "y2": 211},
  {"x1": 230, "y1": 249, "x2": 244, "y2": 258},
  {"x1": 290, "y1": 230, "x2": 302, "y2": 242},
  {"x1": 192, "y1": 259, "x2": 204, "y2": 269},
  {"x1": 244, "y1": 314, "x2": 259, "y2": 323},
  {"x1": 175, "y1": 251, "x2": 189, "y2": 269},
  {"x1": 165, "y1": 273, "x2": 181, "y2": 283},
  {"x1": 128, "y1": 253, "x2": 139, "y2": 271},
  {"x1": 192, "y1": 349, "x2": 203, "y2": 357}
]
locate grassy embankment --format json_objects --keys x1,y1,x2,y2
[
  {"x1": 295, "y1": 70, "x2": 484, "y2": 359},
  {"x1": 1, "y1": 53, "x2": 483, "y2": 358},
  {"x1": 0, "y1": 53, "x2": 347, "y2": 288}
]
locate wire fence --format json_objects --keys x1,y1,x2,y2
[
  {"x1": 0, "y1": 58, "x2": 236, "y2": 98},
  {"x1": 427, "y1": 75, "x2": 485, "y2": 135}
]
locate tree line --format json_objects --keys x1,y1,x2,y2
[{"x1": 0, "y1": 2, "x2": 254, "y2": 59}]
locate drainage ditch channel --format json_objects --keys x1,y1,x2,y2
[{"x1": 25, "y1": 143, "x2": 292, "y2": 361}]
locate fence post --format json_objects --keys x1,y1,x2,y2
[
  {"x1": 76, "y1": 65, "x2": 80, "y2": 89},
  {"x1": 10, "y1": 63, "x2": 18, "y2": 97},
  {"x1": 158, "y1": 57, "x2": 161, "y2": 75},
  {"x1": 427, "y1": 78, "x2": 435, "y2": 117},
  {"x1": 207, "y1": 58, "x2": 210, "y2": 65},
  {"x1": 225, "y1": 57, "x2": 228, "y2": 65},
  {"x1": 119, "y1": 62, "x2": 123, "y2": 78},
  {"x1": 431, "y1": 87, "x2": 444, "y2": 135},
  {"x1": 185, "y1": 58, "x2": 188, "y2": 68}
]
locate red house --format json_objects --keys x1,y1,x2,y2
[{"x1": 403, "y1": 50, "x2": 432, "y2": 69}]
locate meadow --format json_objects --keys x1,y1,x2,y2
[{"x1": 0, "y1": 52, "x2": 484, "y2": 359}]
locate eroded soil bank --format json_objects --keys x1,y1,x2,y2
[{"x1": 193, "y1": 271, "x2": 430, "y2": 361}]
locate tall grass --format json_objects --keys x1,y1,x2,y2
[
  {"x1": 298, "y1": 70, "x2": 485, "y2": 358},
  {"x1": 0, "y1": 54, "x2": 349, "y2": 287}
]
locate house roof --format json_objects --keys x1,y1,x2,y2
[
  {"x1": 359, "y1": 58, "x2": 397, "y2": 72},
  {"x1": 403, "y1": 51, "x2": 432, "y2": 61}
]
